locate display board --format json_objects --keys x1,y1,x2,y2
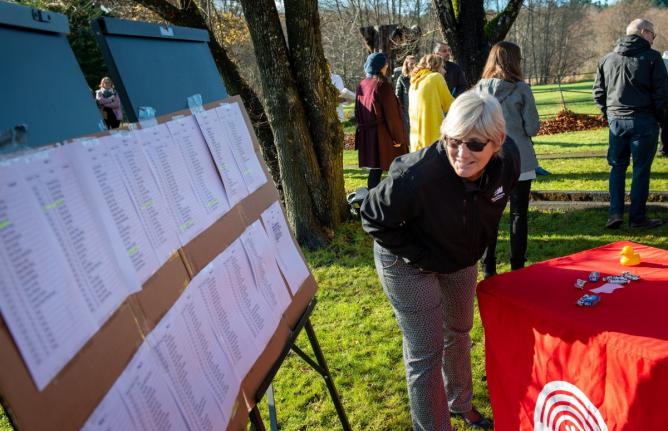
[
  {"x1": 0, "y1": 1, "x2": 103, "y2": 153},
  {"x1": 0, "y1": 96, "x2": 318, "y2": 430},
  {"x1": 91, "y1": 17, "x2": 228, "y2": 122}
]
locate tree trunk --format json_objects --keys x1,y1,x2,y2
[
  {"x1": 432, "y1": 0, "x2": 523, "y2": 84},
  {"x1": 238, "y1": 0, "x2": 335, "y2": 249},
  {"x1": 284, "y1": 0, "x2": 348, "y2": 231},
  {"x1": 132, "y1": 0, "x2": 281, "y2": 193}
]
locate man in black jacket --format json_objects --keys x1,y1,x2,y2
[
  {"x1": 593, "y1": 18, "x2": 668, "y2": 229},
  {"x1": 434, "y1": 42, "x2": 469, "y2": 98}
]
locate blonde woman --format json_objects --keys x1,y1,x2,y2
[
  {"x1": 362, "y1": 91, "x2": 520, "y2": 430},
  {"x1": 408, "y1": 54, "x2": 454, "y2": 152},
  {"x1": 95, "y1": 77, "x2": 122, "y2": 129}
]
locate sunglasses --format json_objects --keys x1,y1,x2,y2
[{"x1": 444, "y1": 136, "x2": 491, "y2": 153}]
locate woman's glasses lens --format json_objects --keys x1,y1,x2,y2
[{"x1": 445, "y1": 137, "x2": 488, "y2": 152}]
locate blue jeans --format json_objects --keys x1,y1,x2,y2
[
  {"x1": 607, "y1": 116, "x2": 659, "y2": 223},
  {"x1": 374, "y1": 242, "x2": 477, "y2": 431}
]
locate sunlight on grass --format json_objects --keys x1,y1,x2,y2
[
  {"x1": 532, "y1": 80, "x2": 598, "y2": 118},
  {"x1": 534, "y1": 128, "x2": 608, "y2": 155},
  {"x1": 534, "y1": 157, "x2": 668, "y2": 191}
]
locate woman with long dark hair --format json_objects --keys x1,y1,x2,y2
[{"x1": 476, "y1": 41, "x2": 540, "y2": 277}]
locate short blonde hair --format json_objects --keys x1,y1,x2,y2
[
  {"x1": 626, "y1": 18, "x2": 654, "y2": 36},
  {"x1": 440, "y1": 90, "x2": 506, "y2": 150}
]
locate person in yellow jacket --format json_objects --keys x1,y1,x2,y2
[{"x1": 408, "y1": 54, "x2": 454, "y2": 152}]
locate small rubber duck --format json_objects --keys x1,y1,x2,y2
[{"x1": 620, "y1": 245, "x2": 641, "y2": 266}]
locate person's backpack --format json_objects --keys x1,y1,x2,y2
[{"x1": 346, "y1": 187, "x2": 369, "y2": 217}]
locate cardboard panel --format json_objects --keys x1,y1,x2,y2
[
  {"x1": 226, "y1": 392, "x2": 251, "y2": 431},
  {"x1": 283, "y1": 275, "x2": 318, "y2": 329},
  {"x1": 0, "y1": 96, "x2": 320, "y2": 430},
  {"x1": 0, "y1": 303, "x2": 142, "y2": 430},
  {"x1": 238, "y1": 181, "x2": 281, "y2": 225},
  {"x1": 128, "y1": 252, "x2": 190, "y2": 334},
  {"x1": 180, "y1": 206, "x2": 246, "y2": 277}
]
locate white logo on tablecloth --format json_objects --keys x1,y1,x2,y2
[{"x1": 534, "y1": 381, "x2": 608, "y2": 431}]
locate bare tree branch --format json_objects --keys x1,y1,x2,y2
[{"x1": 485, "y1": 0, "x2": 523, "y2": 45}]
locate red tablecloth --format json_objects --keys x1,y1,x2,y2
[{"x1": 478, "y1": 241, "x2": 668, "y2": 431}]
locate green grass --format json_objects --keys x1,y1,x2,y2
[
  {"x1": 533, "y1": 157, "x2": 668, "y2": 191},
  {"x1": 533, "y1": 127, "x2": 608, "y2": 155},
  {"x1": 531, "y1": 80, "x2": 599, "y2": 118}
]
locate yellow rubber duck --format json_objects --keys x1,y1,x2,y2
[{"x1": 620, "y1": 245, "x2": 641, "y2": 266}]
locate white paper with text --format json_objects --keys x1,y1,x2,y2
[{"x1": 261, "y1": 201, "x2": 310, "y2": 294}]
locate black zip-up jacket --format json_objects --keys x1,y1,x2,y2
[
  {"x1": 593, "y1": 35, "x2": 668, "y2": 119},
  {"x1": 361, "y1": 138, "x2": 520, "y2": 274}
]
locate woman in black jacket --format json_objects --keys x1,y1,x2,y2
[
  {"x1": 395, "y1": 55, "x2": 417, "y2": 136},
  {"x1": 361, "y1": 90, "x2": 520, "y2": 431}
]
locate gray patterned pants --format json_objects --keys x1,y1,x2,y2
[{"x1": 374, "y1": 242, "x2": 477, "y2": 431}]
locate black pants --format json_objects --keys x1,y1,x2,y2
[
  {"x1": 661, "y1": 124, "x2": 668, "y2": 155},
  {"x1": 481, "y1": 179, "x2": 532, "y2": 276},
  {"x1": 103, "y1": 107, "x2": 121, "y2": 129},
  {"x1": 368, "y1": 168, "x2": 383, "y2": 189}
]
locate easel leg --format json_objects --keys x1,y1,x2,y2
[
  {"x1": 303, "y1": 319, "x2": 351, "y2": 431},
  {"x1": 267, "y1": 384, "x2": 278, "y2": 431},
  {"x1": 249, "y1": 405, "x2": 266, "y2": 431}
]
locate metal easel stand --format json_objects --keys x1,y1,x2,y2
[{"x1": 249, "y1": 299, "x2": 351, "y2": 431}]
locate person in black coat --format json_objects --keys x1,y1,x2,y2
[
  {"x1": 395, "y1": 55, "x2": 417, "y2": 136},
  {"x1": 361, "y1": 90, "x2": 519, "y2": 431}
]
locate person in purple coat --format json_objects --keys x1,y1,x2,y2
[{"x1": 354, "y1": 53, "x2": 409, "y2": 189}]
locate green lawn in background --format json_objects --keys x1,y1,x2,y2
[
  {"x1": 531, "y1": 80, "x2": 599, "y2": 118},
  {"x1": 534, "y1": 157, "x2": 668, "y2": 191},
  {"x1": 533, "y1": 127, "x2": 608, "y2": 155}
]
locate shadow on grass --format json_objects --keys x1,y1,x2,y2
[
  {"x1": 533, "y1": 141, "x2": 607, "y2": 149},
  {"x1": 534, "y1": 170, "x2": 668, "y2": 183}
]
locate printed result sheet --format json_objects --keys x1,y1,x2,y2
[
  {"x1": 64, "y1": 139, "x2": 159, "y2": 285},
  {"x1": 261, "y1": 201, "x2": 310, "y2": 294},
  {"x1": 113, "y1": 343, "x2": 190, "y2": 430},
  {"x1": 194, "y1": 108, "x2": 249, "y2": 207},
  {"x1": 218, "y1": 240, "x2": 279, "y2": 350},
  {"x1": 103, "y1": 132, "x2": 181, "y2": 268},
  {"x1": 0, "y1": 162, "x2": 97, "y2": 391},
  {"x1": 214, "y1": 104, "x2": 267, "y2": 193},
  {"x1": 137, "y1": 124, "x2": 210, "y2": 246},
  {"x1": 194, "y1": 257, "x2": 261, "y2": 380},
  {"x1": 15, "y1": 149, "x2": 137, "y2": 326},
  {"x1": 147, "y1": 288, "x2": 237, "y2": 431},
  {"x1": 165, "y1": 115, "x2": 230, "y2": 226},
  {"x1": 240, "y1": 221, "x2": 292, "y2": 314}
]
